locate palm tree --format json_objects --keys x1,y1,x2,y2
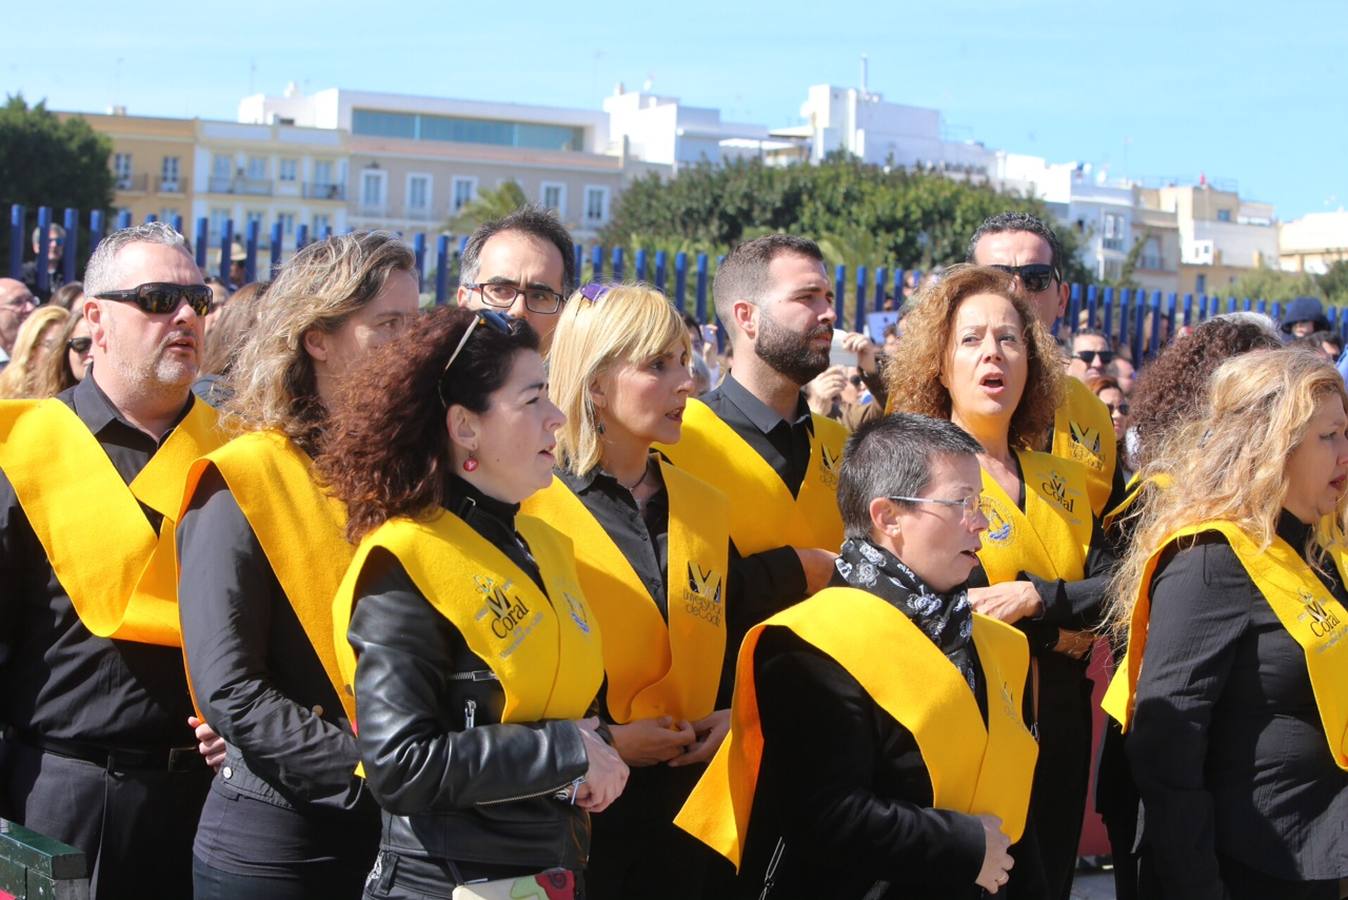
[{"x1": 445, "y1": 180, "x2": 528, "y2": 234}]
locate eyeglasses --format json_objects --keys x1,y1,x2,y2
[
  {"x1": 1074, "y1": 350, "x2": 1115, "y2": 366},
  {"x1": 987, "y1": 263, "x2": 1059, "y2": 294},
  {"x1": 67, "y1": 336, "x2": 92, "y2": 354},
  {"x1": 2, "y1": 292, "x2": 36, "y2": 311},
  {"x1": 1104, "y1": 401, "x2": 1129, "y2": 416},
  {"x1": 438, "y1": 309, "x2": 515, "y2": 407},
  {"x1": 578, "y1": 282, "x2": 613, "y2": 304},
  {"x1": 889, "y1": 494, "x2": 983, "y2": 521},
  {"x1": 94, "y1": 282, "x2": 212, "y2": 317},
  {"x1": 464, "y1": 281, "x2": 565, "y2": 315}
]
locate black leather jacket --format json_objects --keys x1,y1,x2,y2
[{"x1": 347, "y1": 481, "x2": 595, "y2": 871}]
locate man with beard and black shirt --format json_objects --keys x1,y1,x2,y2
[
  {"x1": 0, "y1": 222, "x2": 224, "y2": 899},
  {"x1": 656, "y1": 234, "x2": 842, "y2": 596}
]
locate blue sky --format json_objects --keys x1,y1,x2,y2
[{"x1": 9, "y1": 0, "x2": 1345, "y2": 219}]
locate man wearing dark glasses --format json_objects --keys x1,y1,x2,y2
[
  {"x1": 457, "y1": 206, "x2": 575, "y2": 355},
  {"x1": 0, "y1": 221, "x2": 224, "y2": 900},
  {"x1": 967, "y1": 211, "x2": 1124, "y2": 900},
  {"x1": 1067, "y1": 329, "x2": 1113, "y2": 385}
]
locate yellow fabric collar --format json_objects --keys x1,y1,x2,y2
[{"x1": 976, "y1": 449, "x2": 1092, "y2": 584}]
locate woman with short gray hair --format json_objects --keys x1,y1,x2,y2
[{"x1": 677, "y1": 413, "x2": 1044, "y2": 899}]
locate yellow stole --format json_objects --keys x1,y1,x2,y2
[
  {"x1": 1102, "y1": 520, "x2": 1348, "y2": 770},
  {"x1": 976, "y1": 449, "x2": 1092, "y2": 584},
  {"x1": 521, "y1": 461, "x2": 730, "y2": 723},
  {"x1": 1102, "y1": 473, "x2": 1172, "y2": 530},
  {"x1": 655, "y1": 397, "x2": 846, "y2": 555},
  {"x1": 0, "y1": 396, "x2": 222, "y2": 646},
  {"x1": 179, "y1": 430, "x2": 356, "y2": 723},
  {"x1": 675, "y1": 587, "x2": 1038, "y2": 867},
  {"x1": 333, "y1": 511, "x2": 604, "y2": 723},
  {"x1": 1052, "y1": 377, "x2": 1117, "y2": 518}
]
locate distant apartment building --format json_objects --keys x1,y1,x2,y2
[
  {"x1": 240, "y1": 86, "x2": 671, "y2": 240},
  {"x1": 1279, "y1": 210, "x2": 1348, "y2": 274},
  {"x1": 1137, "y1": 181, "x2": 1278, "y2": 296},
  {"x1": 67, "y1": 110, "x2": 197, "y2": 227}
]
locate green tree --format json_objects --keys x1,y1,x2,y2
[
  {"x1": 0, "y1": 95, "x2": 113, "y2": 215},
  {"x1": 1224, "y1": 267, "x2": 1322, "y2": 303},
  {"x1": 1317, "y1": 260, "x2": 1348, "y2": 305},
  {"x1": 446, "y1": 180, "x2": 528, "y2": 234}
]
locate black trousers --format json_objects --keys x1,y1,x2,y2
[
  {"x1": 362, "y1": 851, "x2": 584, "y2": 900},
  {"x1": 1025, "y1": 654, "x2": 1095, "y2": 900},
  {"x1": 0, "y1": 737, "x2": 210, "y2": 900},
  {"x1": 1137, "y1": 848, "x2": 1342, "y2": 900}
]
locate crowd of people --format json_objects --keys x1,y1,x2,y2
[{"x1": 0, "y1": 206, "x2": 1344, "y2": 900}]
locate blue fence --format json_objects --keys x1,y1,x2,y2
[{"x1": 6, "y1": 203, "x2": 1329, "y2": 364}]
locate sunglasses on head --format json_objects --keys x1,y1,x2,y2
[
  {"x1": 438, "y1": 309, "x2": 515, "y2": 407},
  {"x1": 94, "y1": 282, "x2": 212, "y2": 317},
  {"x1": 577, "y1": 282, "x2": 614, "y2": 304},
  {"x1": 1074, "y1": 349, "x2": 1114, "y2": 366},
  {"x1": 987, "y1": 263, "x2": 1059, "y2": 294},
  {"x1": 66, "y1": 336, "x2": 92, "y2": 354}
]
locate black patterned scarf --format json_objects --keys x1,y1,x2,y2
[{"x1": 835, "y1": 537, "x2": 979, "y2": 691}]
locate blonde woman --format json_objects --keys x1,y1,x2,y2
[
  {"x1": 1103, "y1": 348, "x2": 1348, "y2": 900},
  {"x1": 886, "y1": 264, "x2": 1116, "y2": 898},
  {"x1": 523, "y1": 283, "x2": 822, "y2": 900},
  {"x1": 0, "y1": 305, "x2": 68, "y2": 398},
  {"x1": 30, "y1": 309, "x2": 91, "y2": 397},
  {"x1": 176, "y1": 232, "x2": 419, "y2": 899}
]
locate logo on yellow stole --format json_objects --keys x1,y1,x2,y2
[{"x1": 683, "y1": 562, "x2": 724, "y2": 626}]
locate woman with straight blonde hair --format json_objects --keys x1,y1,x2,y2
[
  {"x1": 176, "y1": 231, "x2": 420, "y2": 899},
  {"x1": 1104, "y1": 348, "x2": 1348, "y2": 899},
  {"x1": 29, "y1": 308, "x2": 90, "y2": 398},
  {"x1": 524, "y1": 282, "x2": 823, "y2": 900},
  {"x1": 0, "y1": 305, "x2": 68, "y2": 398}
]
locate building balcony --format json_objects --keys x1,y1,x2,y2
[
  {"x1": 115, "y1": 174, "x2": 149, "y2": 192},
  {"x1": 356, "y1": 204, "x2": 388, "y2": 218},
  {"x1": 156, "y1": 177, "x2": 186, "y2": 194},
  {"x1": 208, "y1": 176, "x2": 275, "y2": 196},
  {"x1": 302, "y1": 182, "x2": 346, "y2": 201}
]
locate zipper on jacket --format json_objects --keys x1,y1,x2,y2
[
  {"x1": 463, "y1": 699, "x2": 477, "y2": 729},
  {"x1": 476, "y1": 779, "x2": 579, "y2": 806}
]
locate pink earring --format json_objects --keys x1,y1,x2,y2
[{"x1": 463, "y1": 454, "x2": 478, "y2": 473}]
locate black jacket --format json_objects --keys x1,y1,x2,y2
[
  {"x1": 734, "y1": 628, "x2": 1045, "y2": 900},
  {"x1": 1126, "y1": 513, "x2": 1348, "y2": 896},
  {"x1": 346, "y1": 479, "x2": 594, "y2": 871}
]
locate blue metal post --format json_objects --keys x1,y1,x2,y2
[
  {"x1": 1241, "y1": 297, "x2": 1252, "y2": 312},
  {"x1": 1197, "y1": 294, "x2": 1209, "y2": 320},
  {"x1": 144, "y1": 213, "x2": 157, "y2": 223},
  {"x1": 654, "y1": 250, "x2": 668, "y2": 296},
  {"x1": 893, "y1": 268, "x2": 906, "y2": 307},
  {"x1": 413, "y1": 233, "x2": 427, "y2": 291},
  {"x1": 572, "y1": 244, "x2": 583, "y2": 289},
  {"x1": 268, "y1": 222, "x2": 283, "y2": 277},
  {"x1": 1166, "y1": 292, "x2": 1178, "y2": 344},
  {"x1": 116, "y1": 210, "x2": 132, "y2": 230},
  {"x1": 694, "y1": 254, "x2": 709, "y2": 323},
  {"x1": 590, "y1": 245, "x2": 604, "y2": 282},
  {"x1": 244, "y1": 219, "x2": 260, "y2": 284},
  {"x1": 35, "y1": 207, "x2": 51, "y2": 297},
  {"x1": 1271, "y1": 301, "x2": 1283, "y2": 322},
  {"x1": 854, "y1": 265, "x2": 868, "y2": 333},
  {"x1": 1183, "y1": 293, "x2": 1194, "y2": 326},
  {"x1": 873, "y1": 265, "x2": 887, "y2": 312},
  {"x1": 295, "y1": 223, "x2": 309, "y2": 252},
  {"x1": 171, "y1": 213, "x2": 184, "y2": 236},
  {"x1": 1132, "y1": 291, "x2": 1147, "y2": 361},
  {"x1": 611, "y1": 247, "x2": 624, "y2": 282},
  {"x1": 193, "y1": 217, "x2": 209, "y2": 270},
  {"x1": 218, "y1": 219, "x2": 233, "y2": 283},
  {"x1": 1256, "y1": 299, "x2": 1267, "y2": 315},
  {"x1": 834, "y1": 264, "x2": 846, "y2": 326},
  {"x1": 634, "y1": 248, "x2": 647, "y2": 283},
  {"x1": 1227, "y1": 296, "x2": 1238, "y2": 314},
  {"x1": 7, "y1": 205, "x2": 23, "y2": 279},
  {"x1": 1086, "y1": 284, "x2": 1099, "y2": 329},
  {"x1": 1102, "y1": 286, "x2": 1114, "y2": 338},
  {"x1": 1117, "y1": 289, "x2": 1131, "y2": 353},
  {"x1": 435, "y1": 235, "x2": 450, "y2": 306},
  {"x1": 674, "y1": 252, "x2": 688, "y2": 313},
  {"x1": 62, "y1": 208, "x2": 78, "y2": 285},
  {"x1": 88, "y1": 209, "x2": 105, "y2": 262},
  {"x1": 1067, "y1": 284, "x2": 1082, "y2": 335}
]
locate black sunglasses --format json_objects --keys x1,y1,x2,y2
[
  {"x1": 1074, "y1": 350, "x2": 1115, "y2": 366},
  {"x1": 66, "y1": 336, "x2": 92, "y2": 353},
  {"x1": 987, "y1": 263, "x2": 1059, "y2": 294},
  {"x1": 438, "y1": 309, "x2": 515, "y2": 407},
  {"x1": 95, "y1": 282, "x2": 212, "y2": 317}
]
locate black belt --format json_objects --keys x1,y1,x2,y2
[{"x1": 3, "y1": 727, "x2": 205, "y2": 773}]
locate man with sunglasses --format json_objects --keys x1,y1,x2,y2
[
  {"x1": 457, "y1": 205, "x2": 575, "y2": 354},
  {"x1": 967, "y1": 211, "x2": 1121, "y2": 520},
  {"x1": 0, "y1": 221, "x2": 224, "y2": 900},
  {"x1": 1068, "y1": 329, "x2": 1114, "y2": 385},
  {"x1": 21, "y1": 224, "x2": 68, "y2": 303}
]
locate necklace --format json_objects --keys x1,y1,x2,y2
[{"x1": 618, "y1": 461, "x2": 650, "y2": 493}]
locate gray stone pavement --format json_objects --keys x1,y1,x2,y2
[{"x1": 1071, "y1": 869, "x2": 1117, "y2": 899}]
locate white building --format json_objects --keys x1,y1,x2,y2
[{"x1": 1279, "y1": 210, "x2": 1348, "y2": 274}]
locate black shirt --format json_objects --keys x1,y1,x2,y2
[
  {"x1": 699, "y1": 375, "x2": 815, "y2": 498},
  {"x1": 555, "y1": 461, "x2": 807, "y2": 707},
  {"x1": 1126, "y1": 510, "x2": 1348, "y2": 889},
  {"x1": 0, "y1": 374, "x2": 198, "y2": 747}
]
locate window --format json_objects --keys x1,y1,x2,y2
[
  {"x1": 1195, "y1": 273, "x2": 1207, "y2": 294},
  {"x1": 278, "y1": 212, "x2": 296, "y2": 236},
  {"x1": 212, "y1": 154, "x2": 232, "y2": 178},
  {"x1": 278, "y1": 159, "x2": 298, "y2": 182},
  {"x1": 1140, "y1": 237, "x2": 1163, "y2": 271},
  {"x1": 246, "y1": 157, "x2": 268, "y2": 180},
  {"x1": 584, "y1": 186, "x2": 610, "y2": 225},
  {"x1": 114, "y1": 153, "x2": 133, "y2": 189},
  {"x1": 313, "y1": 160, "x2": 334, "y2": 185},
  {"x1": 361, "y1": 170, "x2": 387, "y2": 210},
  {"x1": 209, "y1": 208, "x2": 231, "y2": 242},
  {"x1": 159, "y1": 208, "x2": 180, "y2": 226},
  {"x1": 161, "y1": 156, "x2": 181, "y2": 191},
  {"x1": 407, "y1": 174, "x2": 431, "y2": 212},
  {"x1": 1216, "y1": 209, "x2": 1232, "y2": 222},
  {"x1": 245, "y1": 210, "x2": 265, "y2": 233},
  {"x1": 1102, "y1": 212, "x2": 1125, "y2": 251},
  {"x1": 541, "y1": 182, "x2": 566, "y2": 214},
  {"x1": 351, "y1": 109, "x2": 585, "y2": 151},
  {"x1": 312, "y1": 213, "x2": 331, "y2": 236},
  {"x1": 451, "y1": 177, "x2": 477, "y2": 213}
]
